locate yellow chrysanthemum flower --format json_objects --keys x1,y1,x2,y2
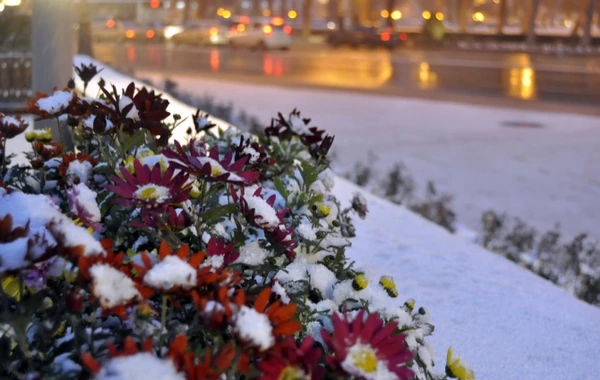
[
  {"x1": 379, "y1": 275, "x2": 398, "y2": 298},
  {"x1": 25, "y1": 128, "x2": 53, "y2": 142},
  {"x1": 352, "y1": 273, "x2": 368, "y2": 291},
  {"x1": 1, "y1": 276, "x2": 21, "y2": 301},
  {"x1": 316, "y1": 203, "x2": 331, "y2": 217},
  {"x1": 446, "y1": 347, "x2": 475, "y2": 380}
]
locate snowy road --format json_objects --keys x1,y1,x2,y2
[{"x1": 138, "y1": 71, "x2": 600, "y2": 240}]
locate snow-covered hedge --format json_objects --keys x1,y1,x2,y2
[{"x1": 0, "y1": 64, "x2": 474, "y2": 380}]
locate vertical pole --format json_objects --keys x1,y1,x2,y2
[
  {"x1": 458, "y1": 0, "x2": 470, "y2": 33},
  {"x1": 77, "y1": 0, "x2": 94, "y2": 57},
  {"x1": 526, "y1": 0, "x2": 541, "y2": 46},
  {"x1": 582, "y1": 0, "x2": 596, "y2": 46},
  {"x1": 497, "y1": 0, "x2": 507, "y2": 34},
  {"x1": 32, "y1": 0, "x2": 74, "y2": 149}
]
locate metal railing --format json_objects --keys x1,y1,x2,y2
[{"x1": 0, "y1": 53, "x2": 33, "y2": 113}]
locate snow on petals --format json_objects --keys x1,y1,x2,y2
[
  {"x1": 35, "y1": 90, "x2": 73, "y2": 115},
  {"x1": 242, "y1": 193, "x2": 280, "y2": 229},
  {"x1": 97, "y1": 353, "x2": 184, "y2": 380},
  {"x1": 89, "y1": 264, "x2": 141, "y2": 309},
  {"x1": 234, "y1": 306, "x2": 274, "y2": 351},
  {"x1": 0, "y1": 191, "x2": 104, "y2": 273},
  {"x1": 143, "y1": 256, "x2": 197, "y2": 290}
]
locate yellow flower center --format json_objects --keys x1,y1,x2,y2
[
  {"x1": 138, "y1": 187, "x2": 160, "y2": 200},
  {"x1": 317, "y1": 203, "x2": 331, "y2": 216},
  {"x1": 2, "y1": 276, "x2": 21, "y2": 301},
  {"x1": 278, "y1": 366, "x2": 308, "y2": 380},
  {"x1": 353, "y1": 274, "x2": 368, "y2": 290},
  {"x1": 350, "y1": 345, "x2": 378, "y2": 373},
  {"x1": 134, "y1": 184, "x2": 170, "y2": 203},
  {"x1": 211, "y1": 165, "x2": 222, "y2": 177},
  {"x1": 379, "y1": 276, "x2": 398, "y2": 298}
]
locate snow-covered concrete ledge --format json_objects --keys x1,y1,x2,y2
[{"x1": 8, "y1": 56, "x2": 600, "y2": 379}]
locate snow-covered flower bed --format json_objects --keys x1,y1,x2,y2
[{"x1": 0, "y1": 64, "x2": 474, "y2": 379}]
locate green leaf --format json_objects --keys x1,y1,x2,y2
[
  {"x1": 122, "y1": 130, "x2": 147, "y2": 153},
  {"x1": 273, "y1": 176, "x2": 288, "y2": 201},
  {"x1": 201, "y1": 203, "x2": 238, "y2": 224}
]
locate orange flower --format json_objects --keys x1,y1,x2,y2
[
  {"x1": 167, "y1": 335, "x2": 236, "y2": 380},
  {"x1": 254, "y1": 287, "x2": 301, "y2": 338},
  {"x1": 58, "y1": 152, "x2": 99, "y2": 185}
]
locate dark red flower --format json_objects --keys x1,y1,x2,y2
[
  {"x1": 0, "y1": 113, "x2": 29, "y2": 139},
  {"x1": 231, "y1": 186, "x2": 297, "y2": 260},
  {"x1": 107, "y1": 160, "x2": 191, "y2": 210},
  {"x1": 31, "y1": 142, "x2": 63, "y2": 168},
  {"x1": 257, "y1": 336, "x2": 324, "y2": 380},
  {"x1": 232, "y1": 135, "x2": 270, "y2": 169},
  {"x1": 205, "y1": 237, "x2": 239, "y2": 267},
  {"x1": 163, "y1": 140, "x2": 259, "y2": 185},
  {"x1": 321, "y1": 310, "x2": 414, "y2": 380},
  {"x1": 99, "y1": 82, "x2": 171, "y2": 137},
  {"x1": 265, "y1": 109, "x2": 326, "y2": 146}
]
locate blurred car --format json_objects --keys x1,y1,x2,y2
[
  {"x1": 171, "y1": 20, "x2": 232, "y2": 46},
  {"x1": 228, "y1": 18, "x2": 293, "y2": 50},
  {"x1": 326, "y1": 26, "x2": 409, "y2": 49},
  {"x1": 92, "y1": 19, "x2": 126, "y2": 43},
  {"x1": 122, "y1": 21, "x2": 166, "y2": 43}
]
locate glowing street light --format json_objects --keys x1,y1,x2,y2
[
  {"x1": 391, "y1": 10, "x2": 402, "y2": 20},
  {"x1": 217, "y1": 7, "x2": 225, "y2": 16},
  {"x1": 4, "y1": 0, "x2": 22, "y2": 6},
  {"x1": 288, "y1": 10, "x2": 297, "y2": 19},
  {"x1": 422, "y1": 11, "x2": 431, "y2": 20},
  {"x1": 0, "y1": 4, "x2": 5, "y2": 12},
  {"x1": 472, "y1": 12, "x2": 485, "y2": 22},
  {"x1": 435, "y1": 12, "x2": 444, "y2": 21},
  {"x1": 222, "y1": 9, "x2": 232, "y2": 19},
  {"x1": 380, "y1": 10, "x2": 389, "y2": 18}
]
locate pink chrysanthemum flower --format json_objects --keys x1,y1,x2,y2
[
  {"x1": 321, "y1": 310, "x2": 414, "y2": 380},
  {"x1": 107, "y1": 160, "x2": 191, "y2": 210}
]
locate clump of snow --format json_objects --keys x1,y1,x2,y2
[
  {"x1": 276, "y1": 263, "x2": 337, "y2": 299},
  {"x1": 241, "y1": 146, "x2": 260, "y2": 164},
  {"x1": 201, "y1": 255, "x2": 225, "y2": 270},
  {"x1": 242, "y1": 194, "x2": 280, "y2": 228},
  {"x1": 297, "y1": 223, "x2": 317, "y2": 241},
  {"x1": 288, "y1": 114, "x2": 312, "y2": 135},
  {"x1": 271, "y1": 281, "x2": 290, "y2": 304},
  {"x1": 97, "y1": 353, "x2": 184, "y2": 380},
  {"x1": 82, "y1": 114, "x2": 115, "y2": 133},
  {"x1": 319, "y1": 168, "x2": 336, "y2": 190},
  {"x1": 235, "y1": 241, "x2": 272, "y2": 265},
  {"x1": 65, "y1": 160, "x2": 93, "y2": 185},
  {"x1": 118, "y1": 96, "x2": 140, "y2": 120},
  {"x1": 234, "y1": 306, "x2": 274, "y2": 351},
  {"x1": 144, "y1": 256, "x2": 197, "y2": 290},
  {"x1": 89, "y1": 264, "x2": 140, "y2": 309},
  {"x1": 36, "y1": 90, "x2": 73, "y2": 115},
  {"x1": 69, "y1": 184, "x2": 101, "y2": 223}
]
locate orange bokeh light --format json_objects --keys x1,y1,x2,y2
[
  {"x1": 125, "y1": 29, "x2": 136, "y2": 39},
  {"x1": 146, "y1": 30, "x2": 155, "y2": 39},
  {"x1": 106, "y1": 19, "x2": 115, "y2": 28},
  {"x1": 150, "y1": 0, "x2": 160, "y2": 9}
]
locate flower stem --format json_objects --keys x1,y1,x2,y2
[
  {"x1": 158, "y1": 295, "x2": 168, "y2": 352},
  {"x1": 0, "y1": 138, "x2": 7, "y2": 184},
  {"x1": 55, "y1": 117, "x2": 65, "y2": 148}
]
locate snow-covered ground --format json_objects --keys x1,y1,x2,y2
[
  {"x1": 7, "y1": 56, "x2": 600, "y2": 379},
  {"x1": 137, "y1": 71, "x2": 600, "y2": 241},
  {"x1": 336, "y1": 177, "x2": 600, "y2": 379}
]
